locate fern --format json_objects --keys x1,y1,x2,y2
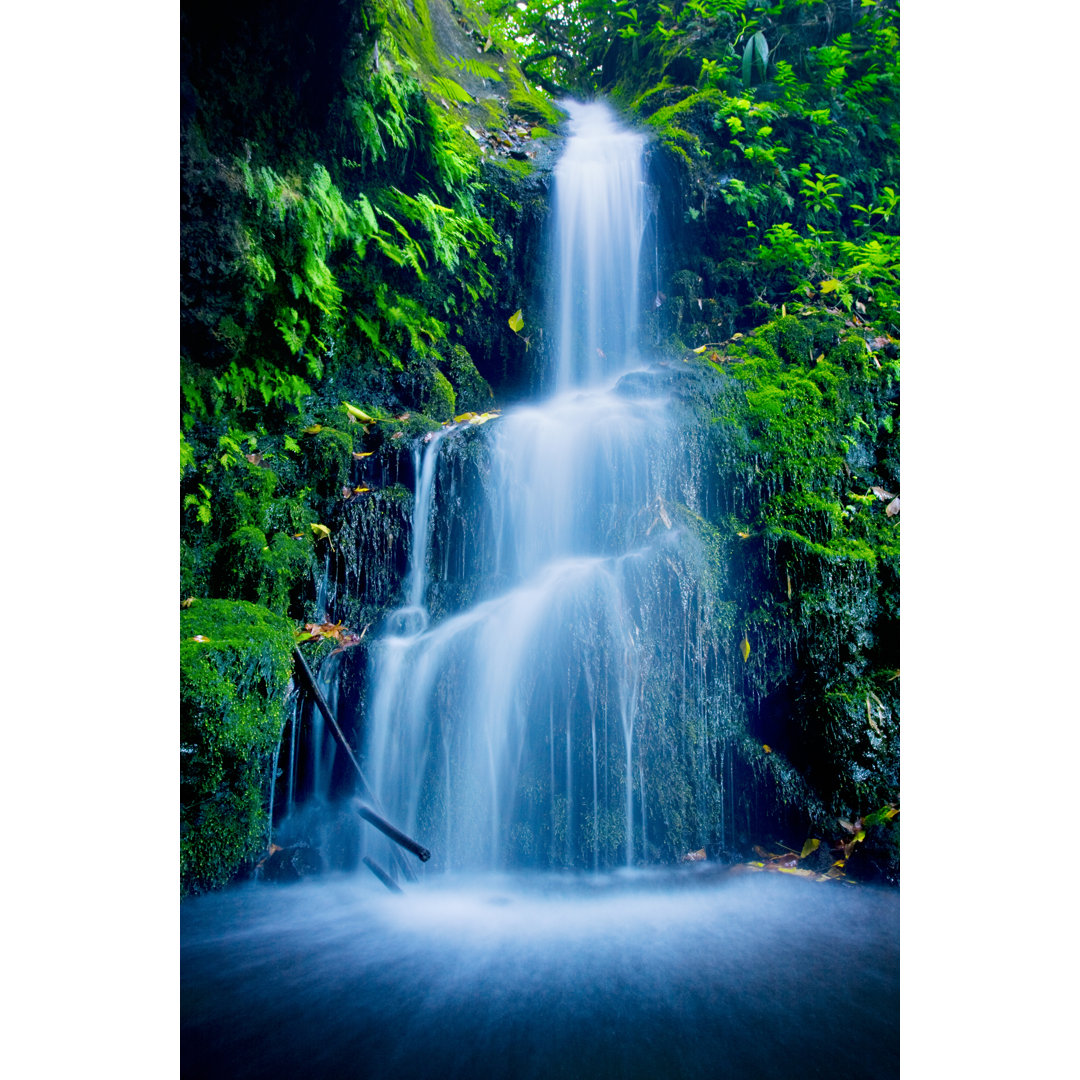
[
  {"x1": 428, "y1": 75, "x2": 474, "y2": 105},
  {"x1": 445, "y1": 55, "x2": 502, "y2": 81}
]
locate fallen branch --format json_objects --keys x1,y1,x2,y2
[
  {"x1": 291, "y1": 645, "x2": 378, "y2": 805},
  {"x1": 357, "y1": 804, "x2": 431, "y2": 862},
  {"x1": 363, "y1": 856, "x2": 403, "y2": 894},
  {"x1": 292, "y1": 645, "x2": 432, "y2": 867}
]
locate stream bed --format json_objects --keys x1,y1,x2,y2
[{"x1": 181, "y1": 868, "x2": 898, "y2": 1079}]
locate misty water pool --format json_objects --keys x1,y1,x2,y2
[{"x1": 181, "y1": 869, "x2": 898, "y2": 1079}]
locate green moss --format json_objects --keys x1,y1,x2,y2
[
  {"x1": 180, "y1": 599, "x2": 297, "y2": 896},
  {"x1": 301, "y1": 425, "x2": 354, "y2": 498},
  {"x1": 218, "y1": 525, "x2": 313, "y2": 612},
  {"x1": 438, "y1": 342, "x2": 493, "y2": 414},
  {"x1": 424, "y1": 368, "x2": 456, "y2": 421},
  {"x1": 489, "y1": 157, "x2": 534, "y2": 179},
  {"x1": 759, "y1": 315, "x2": 814, "y2": 366}
]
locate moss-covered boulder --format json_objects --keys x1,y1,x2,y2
[{"x1": 180, "y1": 599, "x2": 296, "y2": 897}]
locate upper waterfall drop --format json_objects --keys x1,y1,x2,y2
[{"x1": 551, "y1": 101, "x2": 647, "y2": 389}]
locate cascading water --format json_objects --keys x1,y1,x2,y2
[
  {"x1": 550, "y1": 104, "x2": 645, "y2": 389},
  {"x1": 363, "y1": 102, "x2": 708, "y2": 872}
]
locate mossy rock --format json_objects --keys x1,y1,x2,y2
[
  {"x1": 424, "y1": 368, "x2": 456, "y2": 422},
  {"x1": 216, "y1": 526, "x2": 313, "y2": 613},
  {"x1": 300, "y1": 425, "x2": 354, "y2": 498},
  {"x1": 180, "y1": 598, "x2": 296, "y2": 897},
  {"x1": 438, "y1": 343, "x2": 494, "y2": 414}
]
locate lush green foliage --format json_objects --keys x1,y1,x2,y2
[{"x1": 181, "y1": 0, "x2": 511, "y2": 615}]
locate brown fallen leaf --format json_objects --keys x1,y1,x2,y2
[
  {"x1": 181, "y1": 597, "x2": 197, "y2": 609},
  {"x1": 680, "y1": 848, "x2": 706, "y2": 863},
  {"x1": 885, "y1": 496, "x2": 900, "y2": 517},
  {"x1": 189, "y1": 635, "x2": 210, "y2": 643},
  {"x1": 871, "y1": 486, "x2": 895, "y2": 501}
]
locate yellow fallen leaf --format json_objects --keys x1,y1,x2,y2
[
  {"x1": 343, "y1": 402, "x2": 376, "y2": 423},
  {"x1": 800, "y1": 838, "x2": 820, "y2": 859},
  {"x1": 310, "y1": 523, "x2": 331, "y2": 541},
  {"x1": 303, "y1": 424, "x2": 323, "y2": 435},
  {"x1": 693, "y1": 344, "x2": 708, "y2": 354},
  {"x1": 736, "y1": 531, "x2": 750, "y2": 539},
  {"x1": 762, "y1": 744, "x2": 772, "y2": 753},
  {"x1": 508, "y1": 309, "x2": 524, "y2": 333},
  {"x1": 353, "y1": 451, "x2": 375, "y2": 459},
  {"x1": 352, "y1": 486, "x2": 370, "y2": 494},
  {"x1": 189, "y1": 635, "x2": 210, "y2": 643},
  {"x1": 453, "y1": 412, "x2": 478, "y2": 423},
  {"x1": 180, "y1": 597, "x2": 197, "y2": 609},
  {"x1": 740, "y1": 633, "x2": 751, "y2": 662}
]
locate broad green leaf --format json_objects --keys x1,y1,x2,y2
[
  {"x1": 742, "y1": 38, "x2": 753, "y2": 86},
  {"x1": 863, "y1": 806, "x2": 899, "y2": 827},
  {"x1": 753, "y1": 31, "x2": 769, "y2": 77},
  {"x1": 508, "y1": 309, "x2": 524, "y2": 333}
]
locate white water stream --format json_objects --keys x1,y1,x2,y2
[{"x1": 362, "y1": 103, "x2": 674, "y2": 871}]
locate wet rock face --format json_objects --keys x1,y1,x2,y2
[{"x1": 258, "y1": 843, "x2": 324, "y2": 884}]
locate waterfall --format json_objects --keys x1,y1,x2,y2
[
  {"x1": 363, "y1": 101, "x2": 725, "y2": 872},
  {"x1": 551, "y1": 103, "x2": 645, "y2": 389}
]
